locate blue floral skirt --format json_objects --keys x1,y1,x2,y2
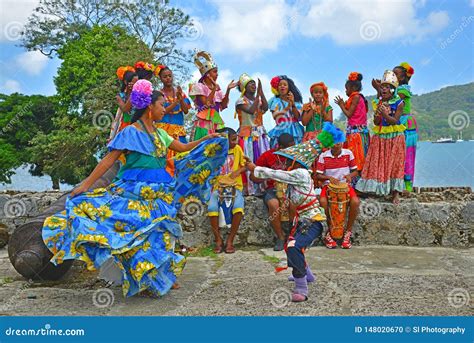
[{"x1": 42, "y1": 137, "x2": 228, "y2": 297}]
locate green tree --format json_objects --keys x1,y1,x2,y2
[
  {"x1": 28, "y1": 116, "x2": 100, "y2": 189},
  {"x1": 54, "y1": 25, "x2": 154, "y2": 114},
  {"x1": 0, "y1": 93, "x2": 57, "y2": 183},
  {"x1": 26, "y1": 25, "x2": 155, "y2": 189},
  {"x1": 0, "y1": 140, "x2": 20, "y2": 184},
  {"x1": 21, "y1": 0, "x2": 194, "y2": 77}
]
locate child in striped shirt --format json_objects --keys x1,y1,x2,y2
[{"x1": 316, "y1": 142, "x2": 360, "y2": 249}]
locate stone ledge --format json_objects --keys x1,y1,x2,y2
[{"x1": 0, "y1": 189, "x2": 472, "y2": 248}]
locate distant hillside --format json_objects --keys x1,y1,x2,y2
[{"x1": 335, "y1": 82, "x2": 474, "y2": 141}]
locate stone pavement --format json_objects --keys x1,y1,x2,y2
[{"x1": 0, "y1": 246, "x2": 472, "y2": 316}]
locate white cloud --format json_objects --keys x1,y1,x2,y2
[
  {"x1": 1, "y1": 79, "x2": 21, "y2": 93},
  {"x1": 0, "y1": 0, "x2": 39, "y2": 42},
  {"x1": 201, "y1": 0, "x2": 294, "y2": 59},
  {"x1": 16, "y1": 51, "x2": 49, "y2": 75},
  {"x1": 190, "y1": 0, "x2": 449, "y2": 57},
  {"x1": 297, "y1": 0, "x2": 449, "y2": 45}
]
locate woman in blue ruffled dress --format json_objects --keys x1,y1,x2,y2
[
  {"x1": 41, "y1": 80, "x2": 228, "y2": 297},
  {"x1": 267, "y1": 75, "x2": 305, "y2": 147}
]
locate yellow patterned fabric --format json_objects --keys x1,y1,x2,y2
[{"x1": 372, "y1": 124, "x2": 406, "y2": 135}]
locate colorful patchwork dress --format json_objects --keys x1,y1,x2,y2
[
  {"x1": 268, "y1": 97, "x2": 304, "y2": 148},
  {"x1": 42, "y1": 125, "x2": 228, "y2": 297},
  {"x1": 356, "y1": 97, "x2": 406, "y2": 195},
  {"x1": 397, "y1": 84, "x2": 418, "y2": 192},
  {"x1": 235, "y1": 95, "x2": 270, "y2": 195},
  {"x1": 189, "y1": 82, "x2": 226, "y2": 141}
]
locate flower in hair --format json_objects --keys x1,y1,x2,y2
[
  {"x1": 348, "y1": 72, "x2": 359, "y2": 81},
  {"x1": 130, "y1": 80, "x2": 153, "y2": 109},
  {"x1": 116, "y1": 66, "x2": 135, "y2": 80},
  {"x1": 154, "y1": 64, "x2": 167, "y2": 76}
]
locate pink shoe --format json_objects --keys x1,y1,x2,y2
[
  {"x1": 291, "y1": 293, "x2": 308, "y2": 302},
  {"x1": 341, "y1": 231, "x2": 352, "y2": 249}
]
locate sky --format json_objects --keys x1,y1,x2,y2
[{"x1": 0, "y1": 0, "x2": 473, "y2": 130}]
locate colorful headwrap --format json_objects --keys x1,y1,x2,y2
[
  {"x1": 270, "y1": 76, "x2": 281, "y2": 96},
  {"x1": 317, "y1": 122, "x2": 346, "y2": 148},
  {"x1": 154, "y1": 64, "x2": 167, "y2": 77},
  {"x1": 309, "y1": 82, "x2": 329, "y2": 106},
  {"x1": 116, "y1": 66, "x2": 135, "y2": 81},
  {"x1": 348, "y1": 72, "x2": 361, "y2": 81},
  {"x1": 134, "y1": 61, "x2": 156, "y2": 72},
  {"x1": 130, "y1": 79, "x2": 153, "y2": 110},
  {"x1": 400, "y1": 62, "x2": 414, "y2": 78},
  {"x1": 238, "y1": 73, "x2": 254, "y2": 96}
]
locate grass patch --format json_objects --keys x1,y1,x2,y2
[
  {"x1": 263, "y1": 255, "x2": 281, "y2": 265},
  {"x1": 0, "y1": 277, "x2": 14, "y2": 285},
  {"x1": 186, "y1": 246, "x2": 218, "y2": 259}
]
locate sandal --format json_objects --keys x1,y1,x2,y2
[
  {"x1": 224, "y1": 245, "x2": 236, "y2": 254},
  {"x1": 213, "y1": 245, "x2": 223, "y2": 254}
]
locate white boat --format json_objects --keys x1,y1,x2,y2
[{"x1": 433, "y1": 137, "x2": 455, "y2": 143}]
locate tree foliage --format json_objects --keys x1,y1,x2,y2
[
  {"x1": 25, "y1": 25, "x2": 156, "y2": 188},
  {"x1": 0, "y1": 93, "x2": 57, "y2": 183},
  {"x1": 55, "y1": 24, "x2": 154, "y2": 115},
  {"x1": 21, "y1": 0, "x2": 194, "y2": 77}
]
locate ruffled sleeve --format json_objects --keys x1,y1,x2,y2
[
  {"x1": 397, "y1": 84, "x2": 412, "y2": 98},
  {"x1": 294, "y1": 101, "x2": 303, "y2": 111},
  {"x1": 268, "y1": 97, "x2": 280, "y2": 112},
  {"x1": 189, "y1": 82, "x2": 210, "y2": 97},
  {"x1": 156, "y1": 128, "x2": 175, "y2": 148},
  {"x1": 107, "y1": 125, "x2": 154, "y2": 156}
]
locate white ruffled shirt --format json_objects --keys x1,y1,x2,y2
[{"x1": 253, "y1": 166, "x2": 325, "y2": 222}]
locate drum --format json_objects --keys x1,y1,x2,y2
[
  {"x1": 217, "y1": 175, "x2": 237, "y2": 228},
  {"x1": 327, "y1": 182, "x2": 350, "y2": 239},
  {"x1": 275, "y1": 181, "x2": 290, "y2": 222}
]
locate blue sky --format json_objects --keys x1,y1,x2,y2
[{"x1": 0, "y1": 0, "x2": 473, "y2": 130}]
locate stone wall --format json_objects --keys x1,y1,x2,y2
[{"x1": 0, "y1": 188, "x2": 472, "y2": 249}]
